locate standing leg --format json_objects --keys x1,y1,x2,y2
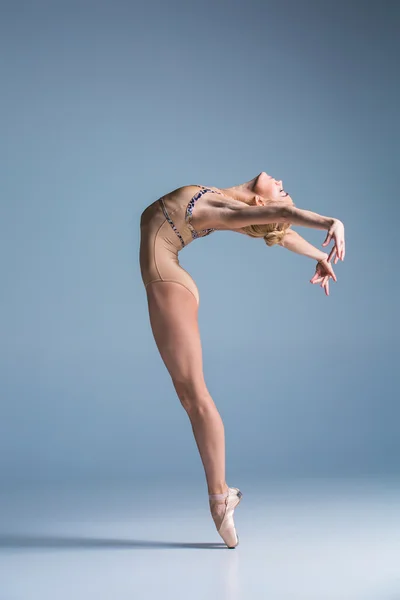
[{"x1": 145, "y1": 280, "x2": 228, "y2": 496}]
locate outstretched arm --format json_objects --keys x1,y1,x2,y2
[
  {"x1": 278, "y1": 228, "x2": 327, "y2": 262},
  {"x1": 197, "y1": 194, "x2": 345, "y2": 262},
  {"x1": 279, "y1": 228, "x2": 338, "y2": 296},
  {"x1": 206, "y1": 200, "x2": 334, "y2": 230}
]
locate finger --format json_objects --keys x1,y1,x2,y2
[
  {"x1": 325, "y1": 279, "x2": 330, "y2": 296},
  {"x1": 326, "y1": 263, "x2": 337, "y2": 282},
  {"x1": 311, "y1": 272, "x2": 324, "y2": 283},
  {"x1": 328, "y1": 246, "x2": 336, "y2": 263},
  {"x1": 340, "y1": 239, "x2": 345, "y2": 260},
  {"x1": 334, "y1": 254, "x2": 339, "y2": 265},
  {"x1": 311, "y1": 277, "x2": 324, "y2": 284},
  {"x1": 322, "y1": 261, "x2": 334, "y2": 277},
  {"x1": 321, "y1": 276, "x2": 329, "y2": 296},
  {"x1": 328, "y1": 267, "x2": 337, "y2": 283},
  {"x1": 321, "y1": 275, "x2": 329, "y2": 288},
  {"x1": 310, "y1": 272, "x2": 321, "y2": 283},
  {"x1": 322, "y1": 232, "x2": 332, "y2": 247}
]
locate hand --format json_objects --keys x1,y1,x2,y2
[
  {"x1": 322, "y1": 219, "x2": 345, "y2": 264},
  {"x1": 310, "y1": 256, "x2": 337, "y2": 296}
]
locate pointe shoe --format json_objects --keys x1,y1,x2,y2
[{"x1": 210, "y1": 486, "x2": 243, "y2": 549}]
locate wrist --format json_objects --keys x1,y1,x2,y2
[
  {"x1": 326, "y1": 217, "x2": 335, "y2": 230},
  {"x1": 317, "y1": 252, "x2": 329, "y2": 263}
]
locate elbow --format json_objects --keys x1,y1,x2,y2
[
  {"x1": 271, "y1": 204, "x2": 292, "y2": 224},
  {"x1": 277, "y1": 226, "x2": 292, "y2": 247},
  {"x1": 280, "y1": 205, "x2": 293, "y2": 223}
]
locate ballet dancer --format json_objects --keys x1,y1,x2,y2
[{"x1": 139, "y1": 171, "x2": 345, "y2": 548}]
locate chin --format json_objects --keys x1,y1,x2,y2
[
  {"x1": 258, "y1": 171, "x2": 271, "y2": 181},
  {"x1": 253, "y1": 172, "x2": 271, "y2": 194},
  {"x1": 256, "y1": 171, "x2": 272, "y2": 186}
]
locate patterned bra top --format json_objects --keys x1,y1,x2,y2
[{"x1": 159, "y1": 185, "x2": 223, "y2": 249}]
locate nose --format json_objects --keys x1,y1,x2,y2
[{"x1": 276, "y1": 179, "x2": 283, "y2": 188}]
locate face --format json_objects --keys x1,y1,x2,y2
[{"x1": 252, "y1": 171, "x2": 293, "y2": 205}]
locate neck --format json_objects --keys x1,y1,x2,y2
[{"x1": 219, "y1": 182, "x2": 255, "y2": 205}]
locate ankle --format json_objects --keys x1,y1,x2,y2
[{"x1": 208, "y1": 483, "x2": 229, "y2": 497}]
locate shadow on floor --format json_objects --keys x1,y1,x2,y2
[{"x1": 0, "y1": 533, "x2": 227, "y2": 550}]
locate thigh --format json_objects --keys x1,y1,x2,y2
[{"x1": 145, "y1": 280, "x2": 206, "y2": 392}]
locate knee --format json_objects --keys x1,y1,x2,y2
[{"x1": 172, "y1": 378, "x2": 210, "y2": 412}]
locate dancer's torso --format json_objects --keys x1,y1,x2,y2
[
  {"x1": 140, "y1": 185, "x2": 223, "y2": 252},
  {"x1": 139, "y1": 185, "x2": 225, "y2": 303}
]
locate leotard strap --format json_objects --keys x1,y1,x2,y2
[{"x1": 185, "y1": 186, "x2": 222, "y2": 240}]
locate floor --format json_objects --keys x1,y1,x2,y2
[{"x1": 0, "y1": 477, "x2": 399, "y2": 600}]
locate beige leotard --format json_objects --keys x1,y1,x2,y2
[{"x1": 139, "y1": 185, "x2": 222, "y2": 305}]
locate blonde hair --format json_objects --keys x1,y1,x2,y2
[
  {"x1": 240, "y1": 221, "x2": 291, "y2": 246},
  {"x1": 239, "y1": 196, "x2": 294, "y2": 246}
]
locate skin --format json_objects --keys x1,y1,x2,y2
[
  {"x1": 194, "y1": 171, "x2": 345, "y2": 296},
  {"x1": 143, "y1": 172, "x2": 345, "y2": 505}
]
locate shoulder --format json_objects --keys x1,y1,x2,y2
[
  {"x1": 188, "y1": 188, "x2": 250, "y2": 231},
  {"x1": 168, "y1": 185, "x2": 232, "y2": 208},
  {"x1": 164, "y1": 185, "x2": 208, "y2": 203}
]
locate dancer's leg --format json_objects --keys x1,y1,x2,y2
[{"x1": 145, "y1": 280, "x2": 228, "y2": 496}]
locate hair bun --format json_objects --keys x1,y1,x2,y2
[{"x1": 263, "y1": 229, "x2": 286, "y2": 247}]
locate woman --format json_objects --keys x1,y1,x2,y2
[{"x1": 139, "y1": 171, "x2": 345, "y2": 549}]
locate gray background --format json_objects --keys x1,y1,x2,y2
[{"x1": 1, "y1": 0, "x2": 398, "y2": 487}]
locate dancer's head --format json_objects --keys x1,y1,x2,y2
[{"x1": 241, "y1": 171, "x2": 294, "y2": 246}]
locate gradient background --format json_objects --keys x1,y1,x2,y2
[{"x1": 1, "y1": 0, "x2": 399, "y2": 489}]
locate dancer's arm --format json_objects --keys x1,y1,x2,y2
[
  {"x1": 213, "y1": 202, "x2": 334, "y2": 231},
  {"x1": 201, "y1": 197, "x2": 345, "y2": 261},
  {"x1": 280, "y1": 228, "x2": 338, "y2": 294},
  {"x1": 278, "y1": 228, "x2": 328, "y2": 262}
]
